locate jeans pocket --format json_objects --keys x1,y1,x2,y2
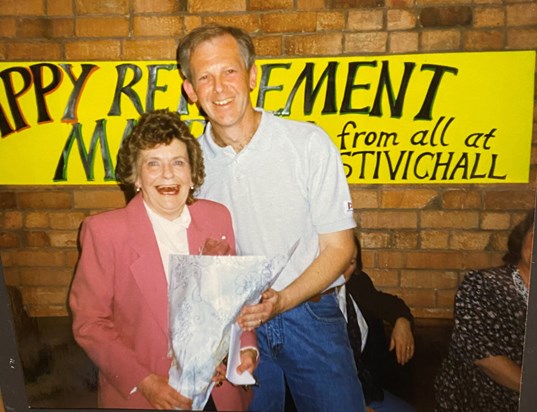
[{"x1": 304, "y1": 293, "x2": 344, "y2": 323}]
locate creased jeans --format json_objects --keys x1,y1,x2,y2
[{"x1": 248, "y1": 292, "x2": 366, "y2": 412}]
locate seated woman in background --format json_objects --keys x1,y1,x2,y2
[
  {"x1": 343, "y1": 237, "x2": 416, "y2": 412},
  {"x1": 434, "y1": 209, "x2": 534, "y2": 412}
]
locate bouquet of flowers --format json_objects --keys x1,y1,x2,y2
[{"x1": 167, "y1": 240, "x2": 298, "y2": 410}]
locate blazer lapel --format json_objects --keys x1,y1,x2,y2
[{"x1": 126, "y1": 195, "x2": 169, "y2": 335}]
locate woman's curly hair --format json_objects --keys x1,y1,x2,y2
[{"x1": 116, "y1": 109, "x2": 204, "y2": 205}]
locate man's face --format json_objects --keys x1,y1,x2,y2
[{"x1": 182, "y1": 34, "x2": 257, "y2": 133}]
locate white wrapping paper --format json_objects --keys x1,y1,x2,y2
[{"x1": 168, "y1": 243, "x2": 298, "y2": 410}]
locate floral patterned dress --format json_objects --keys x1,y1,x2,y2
[{"x1": 434, "y1": 264, "x2": 527, "y2": 412}]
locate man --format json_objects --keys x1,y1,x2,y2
[{"x1": 177, "y1": 25, "x2": 365, "y2": 412}]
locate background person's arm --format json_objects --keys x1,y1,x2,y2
[{"x1": 474, "y1": 355, "x2": 522, "y2": 392}]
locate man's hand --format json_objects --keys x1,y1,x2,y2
[
  {"x1": 138, "y1": 374, "x2": 192, "y2": 410},
  {"x1": 389, "y1": 317, "x2": 414, "y2": 365},
  {"x1": 237, "y1": 288, "x2": 284, "y2": 331}
]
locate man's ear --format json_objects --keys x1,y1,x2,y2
[
  {"x1": 182, "y1": 79, "x2": 198, "y2": 103},
  {"x1": 249, "y1": 64, "x2": 258, "y2": 91}
]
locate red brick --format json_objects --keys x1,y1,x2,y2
[
  {"x1": 347, "y1": 10, "x2": 384, "y2": 31},
  {"x1": 350, "y1": 188, "x2": 379, "y2": 208},
  {"x1": 412, "y1": 307, "x2": 453, "y2": 319},
  {"x1": 73, "y1": 189, "x2": 126, "y2": 209},
  {"x1": 378, "y1": 250, "x2": 405, "y2": 268},
  {"x1": 75, "y1": 0, "x2": 129, "y2": 15},
  {"x1": 481, "y1": 212, "x2": 511, "y2": 230},
  {"x1": 360, "y1": 231, "x2": 391, "y2": 248},
  {"x1": 360, "y1": 210, "x2": 418, "y2": 229},
  {"x1": 406, "y1": 251, "x2": 464, "y2": 269},
  {"x1": 483, "y1": 190, "x2": 535, "y2": 210},
  {"x1": 65, "y1": 40, "x2": 121, "y2": 60},
  {"x1": 474, "y1": 6, "x2": 505, "y2": 28},
  {"x1": 387, "y1": 9, "x2": 417, "y2": 30},
  {"x1": 386, "y1": 0, "x2": 414, "y2": 7},
  {"x1": 297, "y1": 0, "x2": 325, "y2": 9},
  {"x1": 450, "y1": 231, "x2": 491, "y2": 250},
  {"x1": 22, "y1": 286, "x2": 68, "y2": 305},
  {"x1": 420, "y1": 7, "x2": 472, "y2": 27},
  {"x1": 12, "y1": 250, "x2": 66, "y2": 267},
  {"x1": 48, "y1": 18, "x2": 75, "y2": 38},
  {"x1": 188, "y1": 0, "x2": 245, "y2": 13},
  {"x1": 0, "y1": 191, "x2": 17, "y2": 208},
  {"x1": 317, "y1": 12, "x2": 346, "y2": 30},
  {"x1": 183, "y1": 15, "x2": 202, "y2": 34},
  {"x1": 389, "y1": 32, "x2": 419, "y2": 53},
  {"x1": 134, "y1": 0, "x2": 180, "y2": 13},
  {"x1": 507, "y1": 28, "x2": 537, "y2": 49},
  {"x1": 133, "y1": 16, "x2": 183, "y2": 37},
  {"x1": 421, "y1": 29, "x2": 461, "y2": 51},
  {"x1": 0, "y1": 18, "x2": 17, "y2": 37},
  {"x1": 0, "y1": 211, "x2": 23, "y2": 229},
  {"x1": 421, "y1": 211, "x2": 479, "y2": 229},
  {"x1": 346, "y1": 32, "x2": 388, "y2": 54},
  {"x1": 367, "y1": 268, "x2": 400, "y2": 287},
  {"x1": 507, "y1": 3, "x2": 537, "y2": 26},
  {"x1": 28, "y1": 305, "x2": 69, "y2": 317},
  {"x1": 461, "y1": 251, "x2": 497, "y2": 270},
  {"x1": 0, "y1": 232, "x2": 20, "y2": 248},
  {"x1": 76, "y1": 17, "x2": 129, "y2": 37},
  {"x1": 25, "y1": 212, "x2": 50, "y2": 228},
  {"x1": 46, "y1": 0, "x2": 73, "y2": 16},
  {"x1": 463, "y1": 30, "x2": 505, "y2": 50},
  {"x1": 123, "y1": 39, "x2": 177, "y2": 60},
  {"x1": 250, "y1": 0, "x2": 293, "y2": 10},
  {"x1": 49, "y1": 212, "x2": 86, "y2": 230},
  {"x1": 24, "y1": 231, "x2": 50, "y2": 247},
  {"x1": 203, "y1": 15, "x2": 260, "y2": 33},
  {"x1": 3, "y1": 266, "x2": 20, "y2": 285},
  {"x1": 253, "y1": 36, "x2": 283, "y2": 57},
  {"x1": 380, "y1": 189, "x2": 437, "y2": 208},
  {"x1": 329, "y1": 0, "x2": 383, "y2": 7},
  {"x1": 17, "y1": 18, "x2": 49, "y2": 38},
  {"x1": 394, "y1": 232, "x2": 418, "y2": 249},
  {"x1": 6, "y1": 41, "x2": 61, "y2": 59},
  {"x1": 0, "y1": 0, "x2": 45, "y2": 15},
  {"x1": 437, "y1": 289, "x2": 456, "y2": 308},
  {"x1": 420, "y1": 230, "x2": 450, "y2": 249},
  {"x1": 261, "y1": 12, "x2": 317, "y2": 33},
  {"x1": 285, "y1": 33, "x2": 343, "y2": 55},
  {"x1": 417, "y1": 0, "x2": 468, "y2": 5},
  {"x1": 49, "y1": 231, "x2": 79, "y2": 247},
  {"x1": 401, "y1": 270, "x2": 458, "y2": 288},
  {"x1": 18, "y1": 191, "x2": 72, "y2": 209},
  {"x1": 20, "y1": 267, "x2": 73, "y2": 286},
  {"x1": 442, "y1": 190, "x2": 482, "y2": 209},
  {"x1": 489, "y1": 232, "x2": 509, "y2": 252}
]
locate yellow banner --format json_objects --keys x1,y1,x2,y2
[{"x1": 0, "y1": 51, "x2": 534, "y2": 184}]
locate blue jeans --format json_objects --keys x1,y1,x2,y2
[
  {"x1": 368, "y1": 391, "x2": 416, "y2": 412},
  {"x1": 248, "y1": 293, "x2": 366, "y2": 412}
]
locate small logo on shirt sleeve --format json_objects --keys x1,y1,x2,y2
[{"x1": 345, "y1": 201, "x2": 354, "y2": 214}]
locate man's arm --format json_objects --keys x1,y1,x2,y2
[{"x1": 238, "y1": 229, "x2": 355, "y2": 330}]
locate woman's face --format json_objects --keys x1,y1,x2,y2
[{"x1": 135, "y1": 139, "x2": 193, "y2": 220}]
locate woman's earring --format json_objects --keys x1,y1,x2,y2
[
  {"x1": 135, "y1": 186, "x2": 141, "y2": 193},
  {"x1": 190, "y1": 185, "x2": 194, "y2": 190}
]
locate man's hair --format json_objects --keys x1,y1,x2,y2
[{"x1": 176, "y1": 24, "x2": 256, "y2": 81}]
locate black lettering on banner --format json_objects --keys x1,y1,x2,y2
[
  {"x1": 54, "y1": 119, "x2": 116, "y2": 182},
  {"x1": 60, "y1": 63, "x2": 99, "y2": 122},
  {"x1": 0, "y1": 66, "x2": 32, "y2": 137},
  {"x1": 146, "y1": 64, "x2": 176, "y2": 112},
  {"x1": 108, "y1": 64, "x2": 144, "y2": 116},
  {"x1": 30, "y1": 63, "x2": 62, "y2": 124}
]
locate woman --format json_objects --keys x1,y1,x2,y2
[
  {"x1": 69, "y1": 109, "x2": 257, "y2": 410},
  {"x1": 434, "y1": 209, "x2": 534, "y2": 412}
]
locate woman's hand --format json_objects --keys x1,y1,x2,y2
[
  {"x1": 138, "y1": 373, "x2": 192, "y2": 410},
  {"x1": 389, "y1": 317, "x2": 414, "y2": 365},
  {"x1": 212, "y1": 362, "x2": 227, "y2": 386},
  {"x1": 237, "y1": 348, "x2": 259, "y2": 375}
]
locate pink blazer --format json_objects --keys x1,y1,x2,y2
[{"x1": 70, "y1": 194, "x2": 255, "y2": 410}]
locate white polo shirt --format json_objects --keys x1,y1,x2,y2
[{"x1": 198, "y1": 109, "x2": 356, "y2": 291}]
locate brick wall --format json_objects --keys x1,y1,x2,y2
[{"x1": 0, "y1": 0, "x2": 536, "y2": 318}]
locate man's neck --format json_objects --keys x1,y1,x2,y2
[{"x1": 211, "y1": 110, "x2": 262, "y2": 153}]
